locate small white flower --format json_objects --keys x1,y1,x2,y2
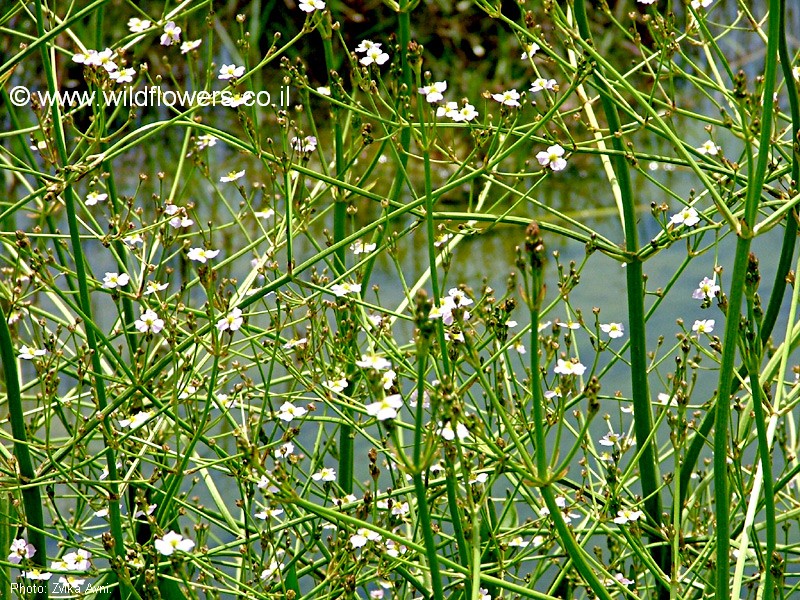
[
  {"x1": 311, "y1": 467, "x2": 337, "y2": 482},
  {"x1": 169, "y1": 216, "x2": 194, "y2": 229},
  {"x1": 216, "y1": 307, "x2": 243, "y2": 332},
  {"x1": 381, "y1": 369, "x2": 396, "y2": 390},
  {"x1": 119, "y1": 410, "x2": 153, "y2": 430},
  {"x1": 291, "y1": 136, "x2": 318, "y2": 153},
  {"x1": 536, "y1": 144, "x2": 567, "y2": 171},
  {"x1": 613, "y1": 508, "x2": 644, "y2": 524},
  {"x1": 697, "y1": 139, "x2": 720, "y2": 155},
  {"x1": 793, "y1": 66, "x2": 800, "y2": 81},
  {"x1": 439, "y1": 421, "x2": 470, "y2": 441},
  {"x1": 19, "y1": 345, "x2": 46, "y2": 360},
  {"x1": 218, "y1": 64, "x2": 245, "y2": 80},
  {"x1": 513, "y1": 340, "x2": 526, "y2": 354},
  {"x1": 350, "y1": 528, "x2": 381, "y2": 548},
  {"x1": 94, "y1": 48, "x2": 117, "y2": 73},
  {"x1": 356, "y1": 354, "x2": 391, "y2": 370},
  {"x1": 599, "y1": 431, "x2": 624, "y2": 447},
  {"x1": 317, "y1": 86, "x2": 331, "y2": 96},
  {"x1": 283, "y1": 337, "x2": 307, "y2": 350},
  {"x1": 456, "y1": 104, "x2": 479, "y2": 121},
  {"x1": 160, "y1": 21, "x2": 181, "y2": 46},
  {"x1": 492, "y1": 89, "x2": 521, "y2": 107},
  {"x1": 128, "y1": 17, "x2": 152, "y2": 33},
  {"x1": 22, "y1": 570, "x2": 52, "y2": 581},
  {"x1": 144, "y1": 281, "x2": 168, "y2": 295},
  {"x1": 360, "y1": 47, "x2": 390, "y2": 66},
  {"x1": 260, "y1": 559, "x2": 284, "y2": 580},
  {"x1": 274, "y1": 442, "x2": 295, "y2": 459},
  {"x1": 419, "y1": 81, "x2": 447, "y2": 103},
  {"x1": 277, "y1": 401, "x2": 307, "y2": 422},
  {"x1": 330, "y1": 282, "x2": 362, "y2": 297},
  {"x1": 637, "y1": 0, "x2": 657, "y2": 4},
  {"x1": 154, "y1": 531, "x2": 195, "y2": 556},
  {"x1": 508, "y1": 536, "x2": 530, "y2": 548},
  {"x1": 691, "y1": 0, "x2": 713, "y2": 9},
  {"x1": 366, "y1": 394, "x2": 403, "y2": 421},
  {"x1": 479, "y1": 587, "x2": 491, "y2": 600},
  {"x1": 8, "y1": 538, "x2": 36, "y2": 564},
  {"x1": 600, "y1": 322, "x2": 624, "y2": 339},
  {"x1": 254, "y1": 208, "x2": 274, "y2": 219},
  {"x1": 180, "y1": 39, "x2": 202, "y2": 54},
  {"x1": 521, "y1": 43, "x2": 540, "y2": 60},
  {"x1": 324, "y1": 377, "x2": 348, "y2": 393},
  {"x1": 468, "y1": 472, "x2": 489, "y2": 484},
  {"x1": 196, "y1": 134, "x2": 217, "y2": 150},
  {"x1": 220, "y1": 170, "x2": 245, "y2": 182},
  {"x1": 692, "y1": 319, "x2": 715, "y2": 334},
  {"x1": 187, "y1": 247, "x2": 220, "y2": 263},
  {"x1": 85, "y1": 191, "x2": 108, "y2": 206},
  {"x1": 669, "y1": 206, "x2": 700, "y2": 227},
  {"x1": 134, "y1": 309, "x2": 164, "y2": 334},
  {"x1": 692, "y1": 276, "x2": 720, "y2": 300},
  {"x1": 554, "y1": 359, "x2": 586, "y2": 376},
  {"x1": 299, "y1": 0, "x2": 326, "y2": 11},
  {"x1": 72, "y1": 50, "x2": 97, "y2": 65},
  {"x1": 350, "y1": 241, "x2": 376, "y2": 254},
  {"x1": 530, "y1": 78, "x2": 557, "y2": 93},
  {"x1": 109, "y1": 68, "x2": 136, "y2": 84},
  {"x1": 355, "y1": 40, "x2": 381, "y2": 53},
  {"x1": 103, "y1": 272, "x2": 130, "y2": 289}
]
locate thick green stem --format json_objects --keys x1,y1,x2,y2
[
  {"x1": 572, "y1": 1, "x2": 665, "y2": 591},
  {"x1": 0, "y1": 306, "x2": 47, "y2": 599}
]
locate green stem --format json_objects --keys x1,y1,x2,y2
[
  {"x1": 572, "y1": 1, "x2": 666, "y2": 591},
  {"x1": 0, "y1": 306, "x2": 47, "y2": 599}
]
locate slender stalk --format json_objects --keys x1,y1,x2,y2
[
  {"x1": 0, "y1": 306, "x2": 47, "y2": 599},
  {"x1": 32, "y1": 1, "x2": 129, "y2": 592},
  {"x1": 572, "y1": 2, "x2": 666, "y2": 591}
]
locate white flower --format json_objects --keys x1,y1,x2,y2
[
  {"x1": 691, "y1": 0, "x2": 713, "y2": 8},
  {"x1": 613, "y1": 508, "x2": 644, "y2": 524},
  {"x1": 604, "y1": 573, "x2": 635, "y2": 586},
  {"x1": 324, "y1": 377, "x2": 348, "y2": 393},
  {"x1": 216, "y1": 307, "x2": 243, "y2": 332},
  {"x1": 437, "y1": 101, "x2": 459, "y2": 120},
  {"x1": 277, "y1": 401, "x2": 307, "y2": 422},
  {"x1": 154, "y1": 531, "x2": 195, "y2": 556},
  {"x1": 222, "y1": 92, "x2": 252, "y2": 107},
  {"x1": 350, "y1": 528, "x2": 381, "y2": 548},
  {"x1": 356, "y1": 354, "x2": 392, "y2": 370},
  {"x1": 599, "y1": 431, "x2": 624, "y2": 446},
  {"x1": 160, "y1": 21, "x2": 181, "y2": 46},
  {"x1": 119, "y1": 410, "x2": 153, "y2": 430},
  {"x1": 492, "y1": 89, "x2": 521, "y2": 107},
  {"x1": 439, "y1": 421, "x2": 470, "y2": 441},
  {"x1": 692, "y1": 319, "x2": 715, "y2": 334},
  {"x1": 128, "y1": 17, "x2": 151, "y2": 33},
  {"x1": 19, "y1": 345, "x2": 46, "y2": 360},
  {"x1": 350, "y1": 241, "x2": 376, "y2": 254},
  {"x1": 355, "y1": 40, "x2": 381, "y2": 53},
  {"x1": 311, "y1": 467, "x2": 337, "y2": 482},
  {"x1": 187, "y1": 247, "x2": 220, "y2": 263},
  {"x1": 291, "y1": 136, "x2": 318, "y2": 153},
  {"x1": 72, "y1": 50, "x2": 97, "y2": 65},
  {"x1": 8, "y1": 538, "x2": 36, "y2": 564},
  {"x1": 457, "y1": 104, "x2": 479, "y2": 121},
  {"x1": 669, "y1": 206, "x2": 700, "y2": 227},
  {"x1": 530, "y1": 78, "x2": 557, "y2": 93},
  {"x1": 254, "y1": 208, "x2": 274, "y2": 219},
  {"x1": 600, "y1": 322, "x2": 624, "y2": 339},
  {"x1": 85, "y1": 191, "x2": 108, "y2": 206},
  {"x1": 22, "y1": 570, "x2": 52, "y2": 581},
  {"x1": 275, "y1": 442, "x2": 295, "y2": 459},
  {"x1": 513, "y1": 340, "x2": 526, "y2": 354},
  {"x1": 366, "y1": 394, "x2": 403, "y2": 421},
  {"x1": 283, "y1": 337, "x2": 307, "y2": 350},
  {"x1": 218, "y1": 64, "x2": 245, "y2": 80},
  {"x1": 360, "y1": 47, "x2": 390, "y2": 66},
  {"x1": 468, "y1": 472, "x2": 489, "y2": 484},
  {"x1": 317, "y1": 86, "x2": 331, "y2": 96},
  {"x1": 479, "y1": 587, "x2": 492, "y2": 600},
  {"x1": 255, "y1": 507, "x2": 284, "y2": 520},
  {"x1": 331, "y1": 282, "x2": 362, "y2": 297},
  {"x1": 692, "y1": 276, "x2": 720, "y2": 300},
  {"x1": 697, "y1": 139, "x2": 720, "y2": 155},
  {"x1": 381, "y1": 369, "x2": 396, "y2": 390},
  {"x1": 124, "y1": 233, "x2": 144, "y2": 247},
  {"x1": 793, "y1": 66, "x2": 800, "y2": 81},
  {"x1": 299, "y1": 0, "x2": 326, "y2": 11},
  {"x1": 59, "y1": 549, "x2": 91, "y2": 572},
  {"x1": 102, "y1": 272, "x2": 130, "y2": 289},
  {"x1": 521, "y1": 43, "x2": 540, "y2": 59},
  {"x1": 134, "y1": 309, "x2": 164, "y2": 334},
  {"x1": 57, "y1": 575, "x2": 85, "y2": 590},
  {"x1": 169, "y1": 216, "x2": 194, "y2": 228},
  {"x1": 196, "y1": 134, "x2": 217, "y2": 150},
  {"x1": 109, "y1": 68, "x2": 136, "y2": 84},
  {"x1": 419, "y1": 81, "x2": 447, "y2": 103},
  {"x1": 94, "y1": 48, "x2": 117, "y2": 72},
  {"x1": 144, "y1": 281, "x2": 168, "y2": 295},
  {"x1": 260, "y1": 559, "x2": 284, "y2": 580},
  {"x1": 553, "y1": 359, "x2": 586, "y2": 376},
  {"x1": 180, "y1": 39, "x2": 202, "y2": 53},
  {"x1": 637, "y1": 0, "x2": 657, "y2": 4},
  {"x1": 508, "y1": 536, "x2": 530, "y2": 548},
  {"x1": 536, "y1": 144, "x2": 567, "y2": 171},
  {"x1": 220, "y1": 170, "x2": 245, "y2": 182}
]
